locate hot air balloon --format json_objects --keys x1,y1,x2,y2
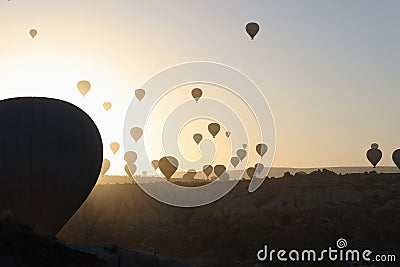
[
  {"x1": 77, "y1": 80, "x2": 91, "y2": 97},
  {"x1": 256, "y1": 143, "x2": 268, "y2": 158},
  {"x1": 255, "y1": 163, "x2": 264, "y2": 175},
  {"x1": 242, "y1": 144, "x2": 247, "y2": 149},
  {"x1": 135, "y1": 89, "x2": 145, "y2": 101},
  {"x1": 219, "y1": 172, "x2": 230, "y2": 181},
  {"x1": 100, "y1": 158, "x2": 110, "y2": 176},
  {"x1": 225, "y1": 131, "x2": 231, "y2": 138},
  {"x1": 392, "y1": 149, "x2": 400, "y2": 170},
  {"x1": 230, "y1": 157, "x2": 240, "y2": 168},
  {"x1": 191, "y1": 88, "x2": 203, "y2": 103},
  {"x1": 103, "y1": 102, "x2": 112, "y2": 111},
  {"x1": 110, "y1": 142, "x2": 120, "y2": 155},
  {"x1": 151, "y1": 160, "x2": 159, "y2": 170},
  {"x1": 124, "y1": 151, "x2": 137, "y2": 163},
  {"x1": 159, "y1": 156, "x2": 178, "y2": 180},
  {"x1": 125, "y1": 163, "x2": 136, "y2": 178},
  {"x1": 208, "y1": 123, "x2": 220, "y2": 138},
  {"x1": 214, "y1": 165, "x2": 226, "y2": 178},
  {"x1": 371, "y1": 143, "x2": 379, "y2": 149},
  {"x1": 245, "y1": 22, "x2": 259, "y2": 40},
  {"x1": 130, "y1": 127, "x2": 143, "y2": 143},
  {"x1": 366, "y1": 144, "x2": 382, "y2": 168},
  {"x1": 203, "y1": 165, "x2": 213, "y2": 179},
  {"x1": 247, "y1": 167, "x2": 256, "y2": 179},
  {"x1": 29, "y1": 29, "x2": 37, "y2": 39},
  {"x1": 0, "y1": 97, "x2": 102, "y2": 236},
  {"x1": 236, "y1": 149, "x2": 247, "y2": 161},
  {"x1": 193, "y1": 133, "x2": 203, "y2": 145},
  {"x1": 142, "y1": 171, "x2": 147, "y2": 176}
]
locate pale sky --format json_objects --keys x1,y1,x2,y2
[{"x1": 0, "y1": 1, "x2": 399, "y2": 174}]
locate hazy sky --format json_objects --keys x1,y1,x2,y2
[{"x1": 1, "y1": 1, "x2": 399, "y2": 174}]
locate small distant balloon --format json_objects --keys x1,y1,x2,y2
[
  {"x1": 151, "y1": 160, "x2": 159, "y2": 170},
  {"x1": 203, "y1": 165, "x2": 213, "y2": 178},
  {"x1": 110, "y1": 142, "x2": 120, "y2": 155},
  {"x1": 366, "y1": 144, "x2": 382, "y2": 168},
  {"x1": 247, "y1": 167, "x2": 256, "y2": 179},
  {"x1": 214, "y1": 165, "x2": 226, "y2": 178},
  {"x1": 135, "y1": 89, "x2": 145, "y2": 101},
  {"x1": 124, "y1": 151, "x2": 137, "y2": 163},
  {"x1": 245, "y1": 22, "x2": 259, "y2": 40},
  {"x1": 242, "y1": 144, "x2": 247, "y2": 149},
  {"x1": 371, "y1": 143, "x2": 379, "y2": 149},
  {"x1": 208, "y1": 123, "x2": 220, "y2": 138},
  {"x1": 225, "y1": 131, "x2": 231, "y2": 138},
  {"x1": 256, "y1": 143, "x2": 268, "y2": 158},
  {"x1": 193, "y1": 133, "x2": 203, "y2": 145},
  {"x1": 100, "y1": 158, "x2": 110, "y2": 176},
  {"x1": 77, "y1": 80, "x2": 91, "y2": 97},
  {"x1": 191, "y1": 88, "x2": 203, "y2": 103},
  {"x1": 29, "y1": 29, "x2": 37, "y2": 39},
  {"x1": 130, "y1": 127, "x2": 143, "y2": 142},
  {"x1": 230, "y1": 157, "x2": 240, "y2": 168},
  {"x1": 159, "y1": 156, "x2": 178, "y2": 180},
  {"x1": 236, "y1": 149, "x2": 247, "y2": 161},
  {"x1": 392, "y1": 149, "x2": 400, "y2": 170},
  {"x1": 142, "y1": 171, "x2": 147, "y2": 176},
  {"x1": 103, "y1": 102, "x2": 112, "y2": 111}
]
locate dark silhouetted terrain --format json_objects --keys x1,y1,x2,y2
[{"x1": 59, "y1": 170, "x2": 400, "y2": 266}]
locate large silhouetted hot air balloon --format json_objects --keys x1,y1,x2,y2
[
  {"x1": 159, "y1": 156, "x2": 178, "y2": 180},
  {"x1": 203, "y1": 165, "x2": 213, "y2": 179},
  {"x1": 392, "y1": 149, "x2": 400, "y2": 170},
  {"x1": 100, "y1": 158, "x2": 110, "y2": 176},
  {"x1": 236, "y1": 149, "x2": 247, "y2": 161},
  {"x1": 245, "y1": 22, "x2": 259, "y2": 40},
  {"x1": 247, "y1": 167, "x2": 256, "y2": 179},
  {"x1": 151, "y1": 160, "x2": 159, "y2": 170},
  {"x1": 230, "y1": 157, "x2": 240, "y2": 168},
  {"x1": 103, "y1": 102, "x2": 112, "y2": 111},
  {"x1": 214, "y1": 165, "x2": 226, "y2": 178},
  {"x1": 135, "y1": 89, "x2": 145, "y2": 101},
  {"x1": 191, "y1": 88, "x2": 203, "y2": 103},
  {"x1": 29, "y1": 29, "x2": 37, "y2": 39},
  {"x1": 208, "y1": 123, "x2": 220, "y2": 138},
  {"x1": 130, "y1": 127, "x2": 143, "y2": 143},
  {"x1": 110, "y1": 142, "x2": 120, "y2": 155},
  {"x1": 193, "y1": 133, "x2": 203, "y2": 145},
  {"x1": 77, "y1": 80, "x2": 91, "y2": 97},
  {"x1": 124, "y1": 151, "x2": 137, "y2": 163},
  {"x1": 256, "y1": 143, "x2": 268, "y2": 158},
  {"x1": 366, "y1": 143, "x2": 382, "y2": 168},
  {"x1": 0, "y1": 97, "x2": 102, "y2": 236}
]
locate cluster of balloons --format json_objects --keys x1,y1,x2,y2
[
  {"x1": 124, "y1": 151, "x2": 138, "y2": 178},
  {"x1": 366, "y1": 143, "x2": 400, "y2": 170}
]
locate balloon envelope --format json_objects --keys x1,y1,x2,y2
[
  {"x1": 103, "y1": 102, "x2": 112, "y2": 111},
  {"x1": 110, "y1": 142, "x2": 120, "y2": 155},
  {"x1": 230, "y1": 157, "x2": 240, "y2": 168},
  {"x1": 242, "y1": 144, "x2": 247, "y2": 149},
  {"x1": 159, "y1": 156, "x2": 178, "y2": 180},
  {"x1": 29, "y1": 29, "x2": 37, "y2": 39},
  {"x1": 135, "y1": 89, "x2": 145, "y2": 101},
  {"x1": 208, "y1": 123, "x2": 220, "y2": 138},
  {"x1": 245, "y1": 22, "x2": 259, "y2": 40},
  {"x1": 151, "y1": 160, "x2": 159, "y2": 170},
  {"x1": 225, "y1": 131, "x2": 231, "y2": 138},
  {"x1": 125, "y1": 164, "x2": 135, "y2": 178},
  {"x1": 0, "y1": 97, "x2": 102, "y2": 236},
  {"x1": 124, "y1": 151, "x2": 137, "y2": 163},
  {"x1": 247, "y1": 167, "x2": 256, "y2": 179},
  {"x1": 371, "y1": 143, "x2": 379, "y2": 149},
  {"x1": 77, "y1": 80, "x2": 91, "y2": 97},
  {"x1": 130, "y1": 127, "x2": 143, "y2": 142},
  {"x1": 100, "y1": 158, "x2": 110, "y2": 176},
  {"x1": 254, "y1": 163, "x2": 264, "y2": 175},
  {"x1": 392, "y1": 149, "x2": 400, "y2": 170},
  {"x1": 203, "y1": 165, "x2": 213, "y2": 178},
  {"x1": 191, "y1": 88, "x2": 203, "y2": 103},
  {"x1": 193, "y1": 133, "x2": 203, "y2": 145},
  {"x1": 256, "y1": 143, "x2": 268, "y2": 158},
  {"x1": 367, "y1": 148, "x2": 382, "y2": 168},
  {"x1": 214, "y1": 165, "x2": 226, "y2": 178},
  {"x1": 236, "y1": 149, "x2": 247, "y2": 161}
]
